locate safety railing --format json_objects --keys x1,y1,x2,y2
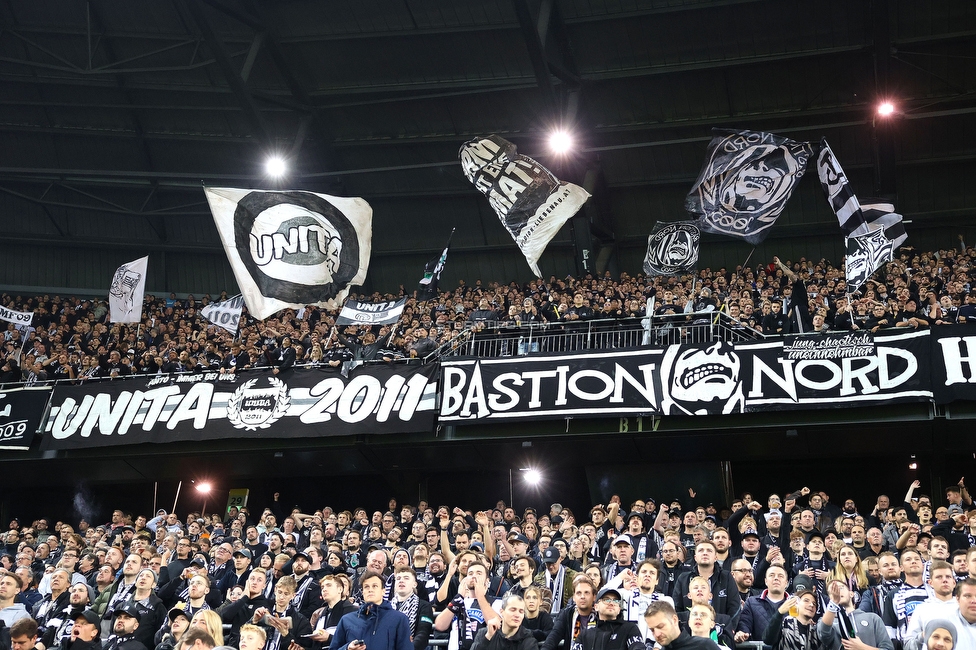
[{"x1": 440, "y1": 312, "x2": 763, "y2": 358}]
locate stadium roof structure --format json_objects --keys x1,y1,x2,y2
[{"x1": 1, "y1": 0, "x2": 975, "y2": 294}]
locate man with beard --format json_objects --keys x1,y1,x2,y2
[
  {"x1": 243, "y1": 527, "x2": 268, "y2": 559},
  {"x1": 289, "y1": 551, "x2": 322, "y2": 619},
  {"x1": 35, "y1": 582, "x2": 94, "y2": 650},
  {"x1": 124, "y1": 568, "x2": 164, "y2": 650},
  {"x1": 505, "y1": 556, "x2": 538, "y2": 599},
  {"x1": 577, "y1": 586, "x2": 644, "y2": 650},
  {"x1": 644, "y1": 600, "x2": 715, "y2": 650},
  {"x1": 623, "y1": 514, "x2": 659, "y2": 564},
  {"x1": 103, "y1": 604, "x2": 147, "y2": 650},
  {"x1": 730, "y1": 559, "x2": 759, "y2": 604},
  {"x1": 711, "y1": 529, "x2": 734, "y2": 570},
  {"x1": 659, "y1": 541, "x2": 689, "y2": 598},
  {"x1": 423, "y1": 552, "x2": 449, "y2": 606},
  {"x1": 542, "y1": 577, "x2": 597, "y2": 650},
  {"x1": 859, "y1": 552, "x2": 903, "y2": 616}
]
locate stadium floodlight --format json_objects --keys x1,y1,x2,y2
[
  {"x1": 877, "y1": 102, "x2": 895, "y2": 117},
  {"x1": 548, "y1": 130, "x2": 574, "y2": 154},
  {"x1": 265, "y1": 155, "x2": 287, "y2": 177}
]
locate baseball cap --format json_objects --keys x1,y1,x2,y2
[
  {"x1": 114, "y1": 603, "x2": 142, "y2": 622},
  {"x1": 742, "y1": 529, "x2": 760, "y2": 539},
  {"x1": 542, "y1": 547, "x2": 560, "y2": 564},
  {"x1": 948, "y1": 504, "x2": 964, "y2": 516},
  {"x1": 293, "y1": 551, "x2": 311, "y2": 562},
  {"x1": 508, "y1": 534, "x2": 530, "y2": 545},
  {"x1": 233, "y1": 549, "x2": 252, "y2": 559},
  {"x1": 806, "y1": 530, "x2": 825, "y2": 544},
  {"x1": 74, "y1": 610, "x2": 101, "y2": 627},
  {"x1": 168, "y1": 607, "x2": 190, "y2": 622},
  {"x1": 627, "y1": 513, "x2": 644, "y2": 522},
  {"x1": 188, "y1": 557, "x2": 207, "y2": 568},
  {"x1": 597, "y1": 586, "x2": 623, "y2": 601},
  {"x1": 612, "y1": 534, "x2": 633, "y2": 547},
  {"x1": 793, "y1": 574, "x2": 815, "y2": 596}
]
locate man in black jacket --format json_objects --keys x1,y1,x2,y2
[
  {"x1": 103, "y1": 603, "x2": 148, "y2": 650},
  {"x1": 542, "y1": 577, "x2": 597, "y2": 650},
  {"x1": 578, "y1": 586, "x2": 644, "y2": 650},
  {"x1": 671, "y1": 541, "x2": 741, "y2": 631},
  {"x1": 220, "y1": 568, "x2": 270, "y2": 644},
  {"x1": 308, "y1": 574, "x2": 356, "y2": 650}
]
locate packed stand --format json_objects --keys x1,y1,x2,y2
[
  {"x1": 3, "y1": 239, "x2": 975, "y2": 386},
  {"x1": 2, "y1": 483, "x2": 976, "y2": 650}
]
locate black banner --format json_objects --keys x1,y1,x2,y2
[
  {"x1": 931, "y1": 327, "x2": 976, "y2": 404},
  {"x1": 41, "y1": 365, "x2": 438, "y2": 450},
  {"x1": 0, "y1": 387, "x2": 51, "y2": 450},
  {"x1": 440, "y1": 330, "x2": 931, "y2": 421}
]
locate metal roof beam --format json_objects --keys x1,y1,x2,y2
[{"x1": 178, "y1": 0, "x2": 273, "y2": 149}]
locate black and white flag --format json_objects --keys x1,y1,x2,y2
[
  {"x1": 845, "y1": 200, "x2": 908, "y2": 293},
  {"x1": 336, "y1": 298, "x2": 407, "y2": 326},
  {"x1": 460, "y1": 135, "x2": 589, "y2": 276},
  {"x1": 0, "y1": 305, "x2": 33, "y2": 326},
  {"x1": 643, "y1": 221, "x2": 701, "y2": 276},
  {"x1": 205, "y1": 187, "x2": 372, "y2": 320},
  {"x1": 201, "y1": 294, "x2": 245, "y2": 334},
  {"x1": 686, "y1": 129, "x2": 814, "y2": 244},
  {"x1": 817, "y1": 139, "x2": 867, "y2": 236},
  {"x1": 109, "y1": 256, "x2": 148, "y2": 323},
  {"x1": 419, "y1": 228, "x2": 454, "y2": 301}
]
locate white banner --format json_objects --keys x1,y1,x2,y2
[
  {"x1": 201, "y1": 294, "x2": 245, "y2": 334},
  {"x1": 205, "y1": 187, "x2": 372, "y2": 321},
  {"x1": 336, "y1": 298, "x2": 406, "y2": 326},
  {"x1": 0, "y1": 305, "x2": 33, "y2": 326},
  {"x1": 109, "y1": 256, "x2": 148, "y2": 323}
]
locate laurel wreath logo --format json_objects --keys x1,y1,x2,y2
[{"x1": 226, "y1": 377, "x2": 291, "y2": 431}]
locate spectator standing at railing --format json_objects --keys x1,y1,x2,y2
[{"x1": 762, "y1": 302, "x2": 789, "y2": 336}]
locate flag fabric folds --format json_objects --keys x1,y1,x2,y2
[
  {"x1": 204, "y1": 187, "x2": 372, "y2": 321},
  {"x1": 109, "y1": 256, "x2": 148, "y2": 323},
  {"x1": 844, "y1": 200, "x2": 908, "y2": 293},
  {"x1": 816, "y1": 139, "x2": 907, "y2": 293},
  {"x1": 201, "y1": 294, "x2": 245, "y2": 334},
  {"x1": 460, "y1": 135, "x2": 590, "y2": 276},
  {"x1": 418, "y1": 229, "x2": 454, "y2": 300},
  {"x1": 686, "y1": 129, "x2": 815, "y2": 244},
  {"x1": 643, "y1": 221, "x2": 701, "y2": 276},
  {"x1": 336, "y1": 298, "x2": 407, "y2": 326}
]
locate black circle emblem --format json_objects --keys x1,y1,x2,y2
[{"x1": 233, "y1": 191, "x2": 361, "y2": 303}]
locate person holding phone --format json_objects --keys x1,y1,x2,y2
[{"x1": 330, "y1": 572, "x2": 412, "y2": 650}]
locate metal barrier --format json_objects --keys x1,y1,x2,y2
[{"x1": 442, "y1": 312, "x2": 763, "y2": 359}]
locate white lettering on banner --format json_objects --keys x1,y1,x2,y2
[
  {"x1": 938, "y1": 336, "x2": 976, "y2": 385},
  {"x1": 442, "y1": 361, "x2": 659, "y2": 419},
  {"x1": 250, "y1": 225, "x2": 339, "y2": 268},
  {"x1": 748, "y1": 357, "x2": 797, "y2": 400},
  {"x1": 49, "y1": 373, "x2": 435, "y2": 440}
]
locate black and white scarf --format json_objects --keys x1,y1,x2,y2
[
  {"x1": 394, "y1": 594, "x2": 420, "y2": 635},
  {"x1": 547, "y1": 566, "x2": 566, "y2": 615}
]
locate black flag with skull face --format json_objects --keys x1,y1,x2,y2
[
  {"x1": 686, "y1": 129, "x2": 814, "y2": 245},
  {"x1": 643, "y1": 221, "x2": 701, "y2": 276}
]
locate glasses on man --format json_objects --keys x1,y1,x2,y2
[{"x1": 599, "y1": 598, "x2": 621, "y2": 605}]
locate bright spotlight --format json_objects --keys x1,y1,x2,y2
[
  {"x1": 548, "y1": 131, "x2": 573, "y2": 154},
  {"x1": 908, "y1": 462, "x2": 918, "y2": 470},
  {"x1": 523, "y1": 469, "x2": 542, "y2": 486},
  {"x1": 877, "y1": 102, "x2": 895, "y2": 117},
  {"x1": 265, "y1": 156, "x2": 287, "y2": 177},
  {"x1": 195, "y1": 482, "x2": 212, "y2": 494}
]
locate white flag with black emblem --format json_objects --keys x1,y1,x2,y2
[
  {"x1": 205, "y1": 187, "x2": 372, "y2": 320},
  {"x1": 643, "y1": 221, "x2": 700, "y2": 276},
  {"x1": 686, "y1": 129, "x2": 814, "y2": 244},
  {"x1": 108, "y1": 256, "x2": 148, "y2": 323},
  {"x1": 460, "y1": 135, "x2": 590, "y2": 277},
  {"x1": 844, "y1": 200, "x2": 908, "y2": 293}
]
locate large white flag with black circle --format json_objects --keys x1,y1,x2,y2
[
  {"x1": 460, "y1": 135, "x2": 590, "y2": 277},
  {"x1": 205, "y1": 188, "x2": 372, "y2": 320}
]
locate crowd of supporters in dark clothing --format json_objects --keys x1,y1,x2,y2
[
  {"x1": 3, "y1": 238, "x2": 975, "y2": 385},
  {"x1": 3, "y1": 483, "x2": 976, "y2": 650}
]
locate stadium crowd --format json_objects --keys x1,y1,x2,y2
[
  {"x1": 2, "y1": 484, "x2": 976, "y2": 650},
  {"x1": 1, "y1": 238, "x2": 975, "y2": 385}
]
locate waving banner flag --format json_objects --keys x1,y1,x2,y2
[
  {"x1": 845, "y1": 200, "x2": 908, "y2": 293},
  {"x1": 816, "y1": 140, "x2": 907, "y2": 292},
  {"x1": 419, "y1": 228, "x2": 454, "y2": 301},
  {"x1": 205, "y1": 188, "x2": 372, "y2": 320},
  {"x1": 336, "y1": 297, "x2": 406, "y2": 326},
  {"x1": 109, "y1": 256, "x2": 148, "y2": 323},
  {"x1": 201, "y1": 294, "x2": 245, "y2": 334},
  {"x1": 0, "y1": 305, "x2": 33, "y2": 326},
  {"x1": 643, "y1": 221, "x2": 701, "y2": 276},
  {"x1": 686, "y1": 129, "x2": 814, "y2": 244},
  {"x1": 460, "y1": 135, "x2": 589, "y2": 276}
]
